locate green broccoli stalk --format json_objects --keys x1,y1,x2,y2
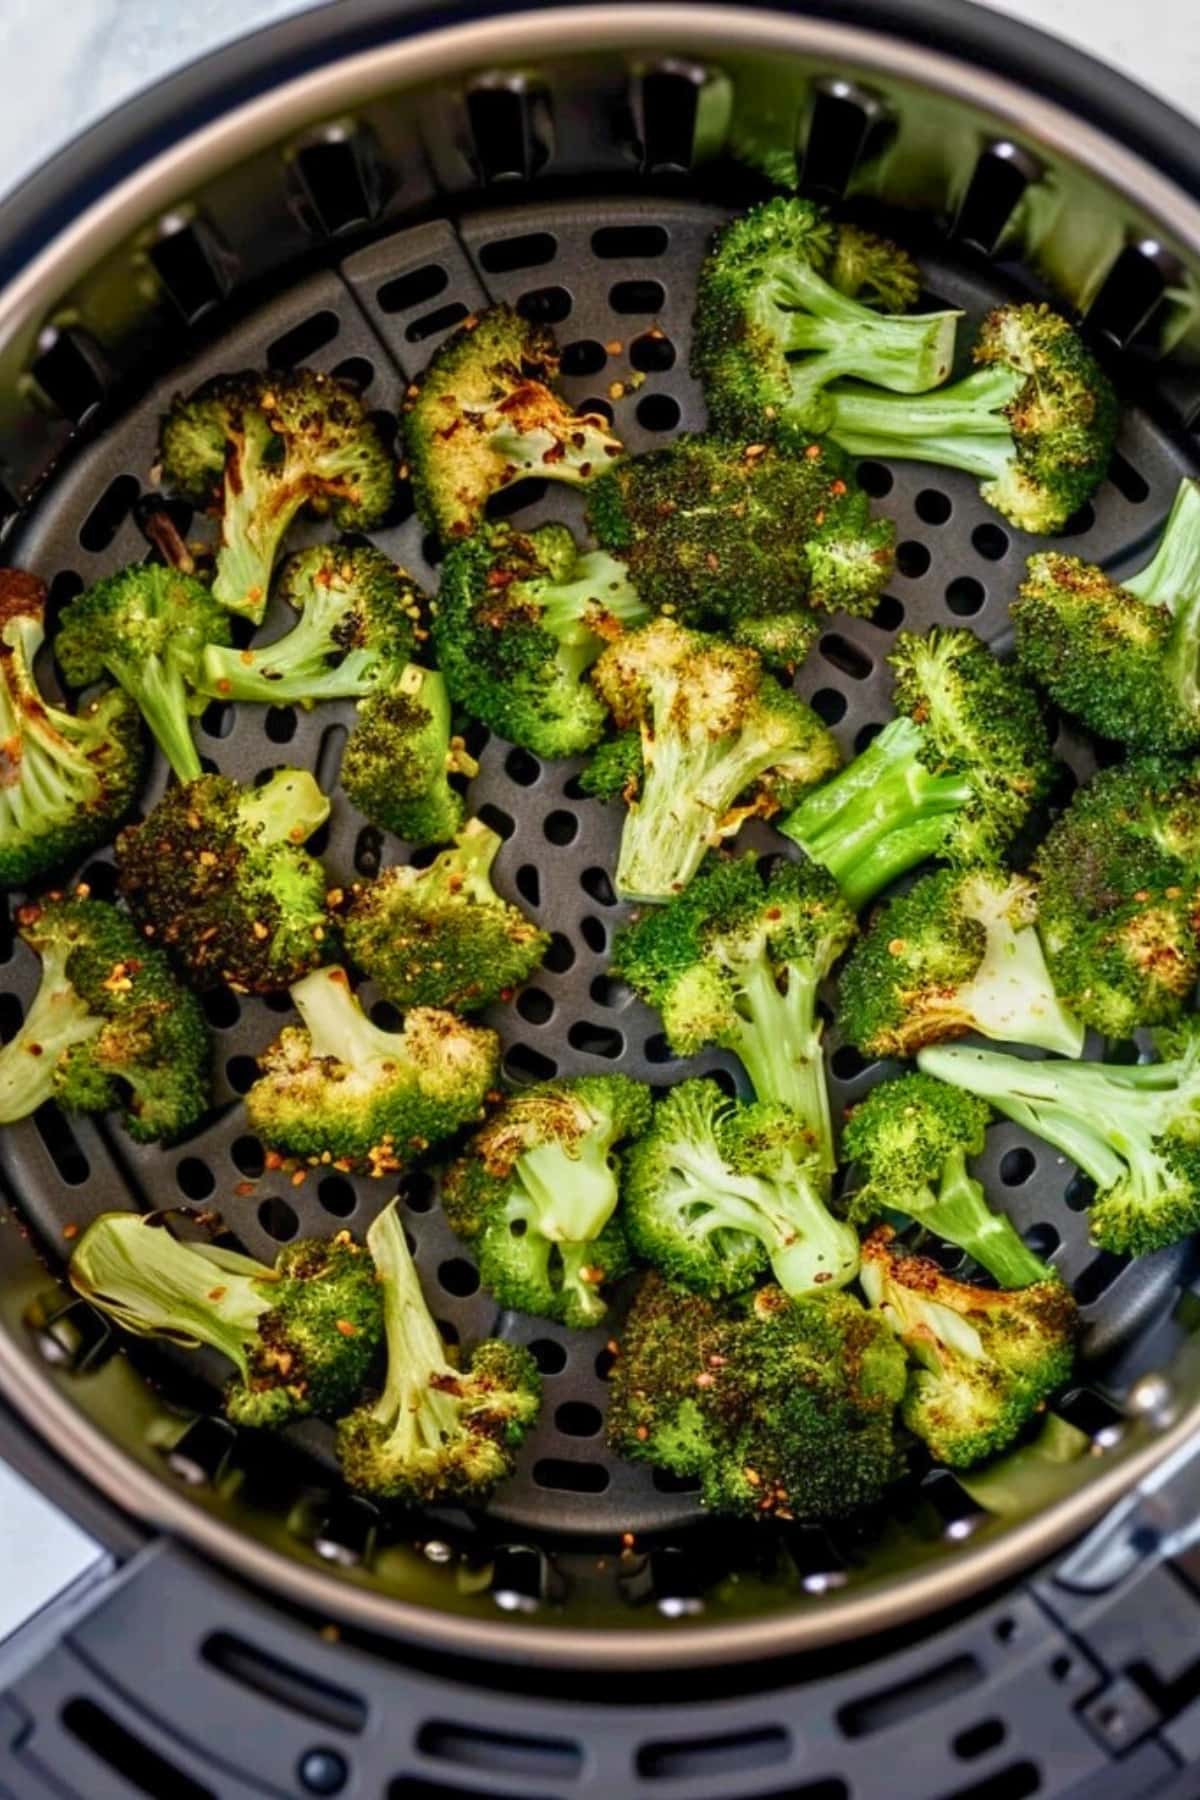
[
  {"x1": 590, "y1": 618, "x2": 840, "y2": 903},
  {"x1": 843, "y1": 1073, "x2": 1052, "y2": 1287},
  {"x1": 780, "y1": 627, "x2": 1054, "y2": 911},
  {"x1": 342, "y1": 820, "x2": 549, "y2": 1012},
  {"x1": 624, "y1": 1079, "x2": 859, "y2": 1298},
  {"x1": 821, "y1": 303, "x2": 1119, "y2": 534},
  {"x1": 838, "y1": 868, "x2": 1083, "y2": 1059},
  {"x1": 919, "y1": 1030, "x2": 1200, "y2": 1257},
  {"x1": 693, "y1": 197, "x2": 959, "y2": 439},
  {"x1": 442, "y1": 1075, "x2": 652, "y2": 1327},
  {"x1": 612, "y1": 855, "x2": 856, "y2": 1171},
  {"x1": 158, "y1": 369, "x2": 396, "y2": 623},
  {"x1": 55, "y1": 564, "x2": 232, "y2": 783},
  {"x1": 197, "y1": 543, "x2": 421, "y2": 707},
  {"x1": 860, "y1": 1226, "x2": 1077, "y2": 1468},
  {"x1": 340, "y1": 665, "x2": 478, "y2": 847},
  {"x1": 0, "y1": 569, "x2": 144, "y2": 887},
  {"x1": 336, "y1": 1198, "x2": 541, "y2": 1504},
  {"x1": 246, "y1": 965, "x2": 499, "y2": 1174},
  {"x1": 69, "y1": 1212, "x2": 383, "y2": 1429}
]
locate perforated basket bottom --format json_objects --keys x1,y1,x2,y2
[{"x1": 2, "y1": 196, "x2": 1197, "y2": 1540}]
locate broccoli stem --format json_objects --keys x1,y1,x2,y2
[
  {"x1": 725, "y1": 950, "x2": 834, "y2": 1171},
  {"x1": 1126, "y1": 479, "x2": 1200, "y2": 725},
  {"x1": 112, "y1": 653, "x2": 202, "y2": 782},
  {"x1": 913, "y1": 1147, "x2": 1053, "y2": 1287},
  {"x1": 780, "y1": 716, "x2": 973, "y2": 909},
  {"x1": 955, "y1": 907, "x2": 1084, "y2": 1058},
  {"x1": 199, "y1": 617, "x2": 387, "y2": 706},
  {"x1": 289, "y1": 966, "x2": 397, "y2": 1064},
  {"x1": 239, "y1": 770, "x2": 330, "y2": 846},
  {"x1": 557, "y1": 1240, "x2": 608, "y2": 1325},
  {"x1": 0, "y1": 940, "x2": 101, "y2": 1123},
  {"x1": 506, "y1": 1134, "x2": 620, "y2": 1245},
  {"x1": 537, "y1": 552, "x2": 648, "y2": 649},
  {"x1": 366, "y1": 1200, "x2": 460, "y2": 1448},
  {"x1": 823, "y1": 366, "x2": 1024, "y2": 477},
  {"x1": 691, "y1": 1163, "x2": 857, "y2": 1293},
  {"x1": 437, "y1": 818, "x2": 502, "y2": 902},
  {"x1": 772, "y1": 274, "x2": 958, "y2": 422}
]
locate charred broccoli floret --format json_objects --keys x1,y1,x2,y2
[
  {"x1": 780, "y1": 627, "x2": 1055, "y2": 910},
  {"x1": 337, "y1": 1199, "x2": 540, "y2": 1505},
  {"x1": 920, "y1": 1029, "x2": 1200, "y2": 1257},
  {"x1": 69, "y1": 1212, "x2": 382, "y2": 1429},
  {"x1": 442, "y1": 1074, "x2": 652, "y2": 1327},
  {"x1": 0, "y1": 570, "x2": 143, "y2": 887},
  {"x1": 342, "y1": 820, "x2": 548, "y2": 1012},
  {"x1": 693, "y1": 197, "x2": 958, "y2": 439},
  {"x1": 198, "y1": 542, "x2": 420, "y2": 706},
  {"x1": 339, "y1": 665, "x2": 478, "y2": 846},
  {"x1": 434, "y1": 519, "x2": 648, "y2": 759},
  {"x1": 589, "y1": 618, "x2": 840, "y2": 902},
  {"x1": 623, "y1": 1079, "x2": 859, "y2": 1298},
  {"x1": 608, "y1": 1274, "x2": 907, "y2": 1519},
  {"x1": 821, "y1": 303, "x2": 1118, "y2": 534},
  {"x1": 55, "y1": 563, "x2": 231, "y2": 783},
  {"x1": 403, "y1": 305, "x2": 625, "y2": 541},
  {"x1": 612, "y1": 856, "x2": 856, "y2": 1169},
  {"x1": 839, "y1": 868, "x2": 1083, "y2": 1059},
  {"x1": 116, "y1": 769, "x2": 333, "y2": 993},
  {"x1": 246, "y1": 965, "x2": 499, "y2": 1174},
  {"x1": 158, "y1": 369, "x2": 395, "y2": 622},
  {"x1": 860, "y1": 1226, "x2": 1077, "y2": 1467},
  {"x1": 843, "y1": 1073, "x2": 1053, "y2": 1288},
  {"x1": 0, "y1": 895, "x2": 209, "y2": 1143}
]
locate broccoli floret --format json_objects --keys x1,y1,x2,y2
[
  {"x1": 434, "y1": 519, "x2": 648, "y2": 759},
  {"x1": 0, "y1": 570, "x2": 143, "y2": 887},
  {"x1": 158, "y1": 369, "x2": 395, "y2": 623},
  {"x1": 0, "y1": 894, "x2": 210, "y2": 1143},
  {"x1": 339, "y1": 665, "x2": 478, "y2": 846},
  {"x1": 116, "y1": 769, "x2": 332, "y2": 993},
  {"x1": 843, "y1": 1073, "x2": 1053, "y2": 1287},
  {"x1": 590, "y1": 618, "x2": 840, "y2": 902},
  {"x1": 342, "y1": 819, "x2": 548, "y2": 1012},
  {"x1": 442, "y1": 1075, "x2": 652, "y2": 1327},
  {"x1": 822, "y1": 303, "x2": 1118, "y2": 534},
  {"x1": 608, "y1": 1274, "x2": 907, "y2": 1519},
  {"x1": 624, "y1": 1078, "x2": 859, "y2": 1298},
  {"x1": 860, "y1": 1226, "x2": 1077, "y2": 1467},
  {"x1": 246, "y1": 965, "x2": 498, "y2": 1174},
  {"x1": 577, "y1": 728, "x2": 643, "y2": 802},
  {"x1": 1034, "y1": 755, "x2": 1200, "y2": 1037},
  {"x1": 586, "y1": 435, "x2": 895, "y2": 650},
  {"x1": 55, "y1": 563, "x2": 231, "y2": 783},
  {"x1": 839, "y1": 868, "x2": 1083, "y2": 1059},
  {"x1": 198, "y1": 543, "x2": 421, "y2": 707},
  {"x1": 780, "y1": 627, "x2": 1054, "y2": 910},
  {"x1": 613, "y1": 856, "x2": 856, "y2": 1169},
  {"x1": 69, "y1": 1212, "x2": 382, "y2": 1429},
  {"x1": 693, "y1": 197, "x2": 958, "y2": 440},
  {"x1": 403, "y1": 306, "x2": 625, "y2": 541},
  {"x1": 919, "y1": 1029, "x2": 1200, "y2": 1257},
  {"x1": 336, "y1": 1198, "x2": 540, "y2": 1505}
]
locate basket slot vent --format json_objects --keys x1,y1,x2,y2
[
  {"x1": 149, "y1": 215, "x2": 234, "y2": 325},
  {"x1": 952, "y1": 143, "x2": 1043, "y2": 254},
  {"x1": 800, "y1": 78, "x2": 891, "y2": 198},
  {"x1": 201, "y1": 1632, "x2": 366, "y2": 1733},
  {"x1": 837, "y1": 1653, "x2": 982, "y2": 1738},
  {"x1": 531, "y1": 1457, "x2": 609, "y2": 1492},
  {"x1": 1086, "y1": 241, "x2": 1177, "y2": 349},
  {"x1": 291, "y1": 130, "x2": 383, "y2": 238},
  {"x1": 391, "y1": 1779, "x2": 550, "y2": 1800},
  {"x1": 634, "y1": 1725, "x2": 791, "y2": 1781},
  {"x1": 77, "y1": 472, "x2": 139, "y2": 553},
  {"x1": 416, "y1": 1719, "x2": 581, "y2": 1781},
  {"x1": 267, "y1": 310, "x2": 341, "y2": 370},
  {"x1": 33, "y1": 1102, "x2": 88, "y2": 1187},
  {"x1": 954, "y1": 1719, "x2": 1008, "y2": 1762},
  {"x1": 60, "y1": 1697, "x2": 215, "y2": 1800},
  {"x1": 476, "y1": 231, "x2": 558, "y2": 274},
  {"x1": 466, "y1": 79, "x2": 552, "y2": 184},
  {"x1": 30, "y1": 327, "x2": 109, "y2": 426},
  {"x1": 945, "y1": 1763, "x2": 1041, "y2": 1800}
]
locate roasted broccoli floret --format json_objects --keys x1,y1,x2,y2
[
  {"x1": 589, "y1": 618, "x2": 840, "y2": 902},
  {"x1": 116, "y1": 769, "x2": 332, "y2": 992},
  {"x1": 780, "y1": 627, "x2": 1054, "y2": 910},
  {"x1": 623, "y1": 1079, "x2": 859, "y2": 1298},
  {"x1": 55, "y1": 563, "x2": 231, "y2": 783},
  {"x1": 919, "y1": 1029, "x2": 1200, "y2": 1256},
  {"x1": 821, "y1": 303, "x2": 1118, "y2": 534},
  {"x1": 608, "y1": 1274, "x2": 907, "y2": 1519},
  {"x1": 403, "y1": 305, "x2": 625, "y2": 541},
  {"x1": 843, "y1": 1073, "x2": 1053, "y2": 1287},
  {"x1": 839, "y1": 868, "x2": 1083, "y2": 1059},
  {"x1": 0, "y1": 570, "x2": 143, "y2": 887},
  {"x1": 158, "y1": 369, "x2": 395, "y2": 622},
  {"x1": 336, "y1": 1198, "x2": 540, "y2": 1505},
  {"x1": 0, "y1": 895, "x2": 209, "y2": 1142},
  {"x1": 434, "y1": 519, "x2": 648, "y2": 758},
  {"x1": 198, "y1": 542, "x2": 420, "y2": 706},
  {"x1": 1035, "y1": 755, "x2": 1200, "y2": 1037},
  {"x1": 246, "y1": 965, "x2": 498, "y2": 1174},
  {"x1": 69, "y1": 1212, "x2": 382, "y2": 1429},
  {"x1": 339, "y1": 664, "x2": 478, "y2": 846},
  {"x1": 586, "y1": 434, "x2": 895, "y2": 652},
  {"x1": 342, "y1": 820, "x2": 548, "y2": 1012},
  {"x1": 442, "y1": 1074, "x2": 651, "y2": 1327},
  {"x1": 860, "y1": 1226, "x2": 1077, "y2": 1467},
  {"x1": 612, "y1": 856, "x2": 856, "y2": 1169},
  {"x1": 693, "y1": 197, "x2": 958, "y2": 440}
]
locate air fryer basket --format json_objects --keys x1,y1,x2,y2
[{"x1": 1, "y1": 0, "x2": 1200, "y2": 1672}]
